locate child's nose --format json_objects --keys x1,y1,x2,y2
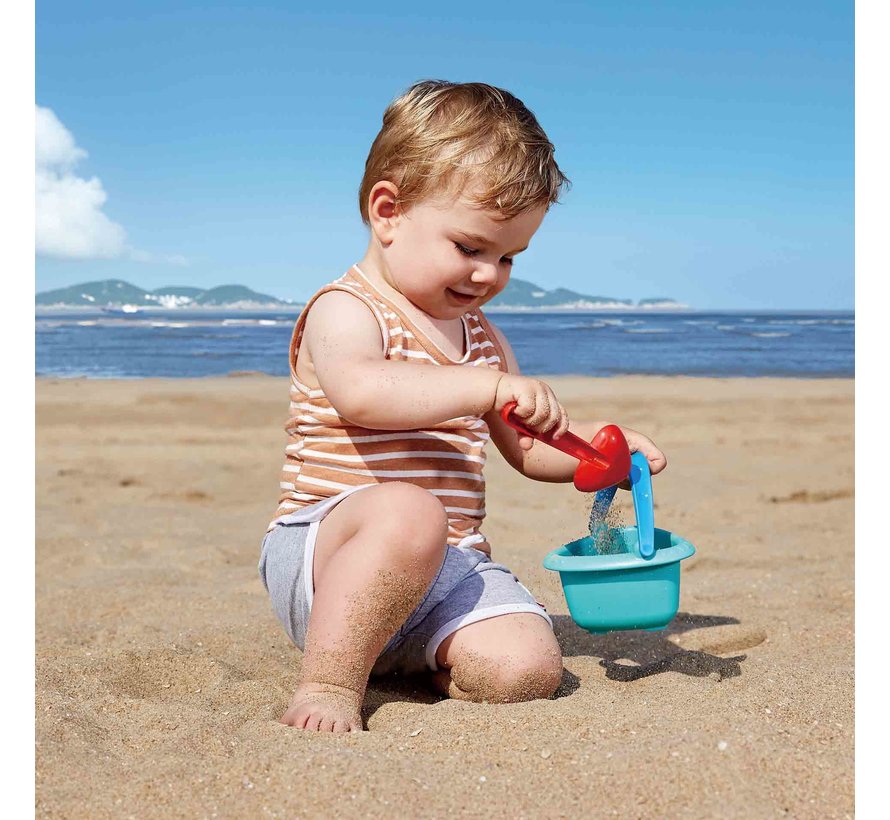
[{"x1": 471, "y1": 263, "x2": 500, "y2": 285}]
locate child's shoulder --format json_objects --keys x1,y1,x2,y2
[
  {"x1": 302, "y1": 268, "x2": 387, "y2": 316},
  {"x1": 301, "y1": 285, "x2": 384, "y2": 343},
  {"x1": 293, "y1": 285, "x2": 386, "y2": 389}
]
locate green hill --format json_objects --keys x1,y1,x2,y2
[
  {"x1": 36, "y1": 277, "x2": 683, "y2": 310},
  {"x1": 36, "y1": 279, "x2": 293, "y2": 308},
  {"x1": 638, "y1": 297, "x2": 685, "y2": 307},
  {"x1": 36, "y1": 279, "x2": 150, "y2": 306},
  {"x1": 193, "y1": 285, "x2": 287, "y2": 306},
  {"x1": 488, "y1": 278, "x2": 632, "y2": 308}
]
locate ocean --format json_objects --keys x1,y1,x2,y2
[{"x1": 35, "y1": 309, "x2": 854, "y2": 379}]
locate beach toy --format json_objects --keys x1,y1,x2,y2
[
  {"x1": 499, "y1": 402, "x2": 631, "y2": 492},
  {"x1": 544, "y1": 452, "x2": 695, "y2": 633},
  {"x1": 498, "y1": 403, "x2": 694, "y2": 632}
]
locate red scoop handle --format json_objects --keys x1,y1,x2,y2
[{"x1": 499, "y1": 402, "x2": 610, "y2": 469}]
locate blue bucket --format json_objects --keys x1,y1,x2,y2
[{"x1": 543, "y1": 453, "x2": 695, "y2": 634}]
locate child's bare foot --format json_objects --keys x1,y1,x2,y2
[{"x1": 280, "y1": 682, "x2": 364, "y2": 732}]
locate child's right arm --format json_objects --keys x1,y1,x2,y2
[{"x1": 302, "y1": 291, "x2": 569, "y2": 434}]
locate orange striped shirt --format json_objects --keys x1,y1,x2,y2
[{"x1": 270, "y1": 265, "x2": 508, "y2": 553}]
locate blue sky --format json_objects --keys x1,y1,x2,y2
[{"x1": 35, "y1": 0, "x2": 853, "y2": 309}]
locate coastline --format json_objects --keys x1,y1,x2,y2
[
  {"x1": 35, "y1": 304, "x2": 854, "y2": 316},
  {"x1": 36, "y1": 375, "x2": 854, "y2": 816}
]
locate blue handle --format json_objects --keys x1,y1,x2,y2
[{"x1": 629, "y1": 452, "x2": 656, "y2": 559}]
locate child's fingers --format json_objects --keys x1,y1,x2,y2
[
  {"x1": 528, "y1": 384, "x2": 563, "y2": 433},
  {"x1": 537, "y1": 386, "x2": 563, "y2": 434},
  {"x1": 512, "y1": 390, "x2": 537, "y2": 420},
  {"x1": 517, "y1": 434, "x2": 535, "y2": 451},
  {"x1": 627, "y1": 436, "x2": 668, "y2": 476},
  {"x1": 523, "y1": 384, "x2": 552, "y2": 428},
  {"x1": 552, "y1": 406, "x2": 570, "y2": 439},
  {"x1": 545, "y1": 385, "x2": 569, "y2": 438},
  {"x1": 648, "y1": 451, "x2": 668, "y2": 475}
]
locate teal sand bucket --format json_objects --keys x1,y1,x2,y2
[{"x1": 543, "y1": 453, "x2": 695, "y2": 634}]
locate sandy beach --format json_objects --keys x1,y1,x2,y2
[{"x1": 35, "y1": 375, "x2": 854, "y2": 818}]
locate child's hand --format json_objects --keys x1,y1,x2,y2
[
  {"x1": 617, "y1": 427, "x2": 667, "y2": 489},
  {"x1": 493, "y1": 374, "x2": 570, "y2": 451}
]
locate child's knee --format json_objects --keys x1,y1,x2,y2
[
  {"x1": 371, "y1": 482, "x2": 448, "y2": 564},
  {"x1": 451, "y1": 649, "x2": 563, "y2": 703}
]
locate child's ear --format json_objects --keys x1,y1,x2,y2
[{"x1": 367, "y1": 181, "x2": 402, "y2": 245}]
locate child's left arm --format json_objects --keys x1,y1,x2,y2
[{"x1": 482, "y1": 323, "x2": 667, "y2": 483}]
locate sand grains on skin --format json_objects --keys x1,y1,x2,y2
[{"x1": 287, "y1": 566, "x2": 432, "y2": 732}]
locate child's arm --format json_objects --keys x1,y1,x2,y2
[
  {"x1": 482, "y1": 322, "x2": 667, "y2": 482},
  {"x1": 303, "y1": 291, "x2": 571, "y2": 433}
]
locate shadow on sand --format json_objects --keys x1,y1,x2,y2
[
  {"x1": 361, "y1": 611, "x2": 747, "y2": 719},
  {"x1": 553, "y1": 611, "x2": 748, "y2": 683}
]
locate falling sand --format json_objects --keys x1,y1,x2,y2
[{"x1": 578, "y1": 491, "x2": 629, "y2": 555}]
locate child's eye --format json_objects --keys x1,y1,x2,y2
[{"x1": 454, "y1": 242, "x2": 514, "y2": 266}]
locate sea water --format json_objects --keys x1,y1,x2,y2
[{"x1": 35, "y1": 309, "x2": 854, "y2": 379}]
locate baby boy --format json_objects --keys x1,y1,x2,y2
[{"x1": 258, "y1": 80, "x2": 666, "y2": 731}]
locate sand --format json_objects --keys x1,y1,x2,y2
[{"x1": 35, "y1": 375, "x2": 854, "y2": 818}]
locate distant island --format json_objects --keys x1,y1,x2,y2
[
  {"x1": 35, "y1": 278, "x2": 689, "y2": 311},
  {"x1": 35, "y1": 280, "x2": 293, "y2": 310}
]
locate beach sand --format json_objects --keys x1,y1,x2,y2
[{"x1": 36, "y1": 375, "x2": 854, "y2": 818}]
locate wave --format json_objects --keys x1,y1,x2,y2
[
  {"x1": 221, "y1": 318, "x2": 280, "y2": 326},
  {"x1": 564, "y1": 321, "x2": 607, "y2": 330},
  {"x1": 767, "y1": 318, "x2": 855, "y2": 327}
]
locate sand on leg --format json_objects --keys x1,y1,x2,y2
[
  {"x1": 281, "y1": 482, "x2": 448, "y2": 732},
  {"x1": 432, "y1": 613, "x2": 563, "y2": 703}
]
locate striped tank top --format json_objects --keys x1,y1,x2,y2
[{"x1": 270, "y1": 265, "x2": 508, "y2": 554}]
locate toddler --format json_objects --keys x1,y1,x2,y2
[{"x1": 259, "y1": 80, "x2": 666, "y2": 731}]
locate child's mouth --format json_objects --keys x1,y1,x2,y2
[{"x1": 446, "y1": 288, "x2": 479, "y2": 306}]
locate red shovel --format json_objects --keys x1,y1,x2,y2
[{"x1": 500, "y1": 401, "x2": 632, "y2": 492}]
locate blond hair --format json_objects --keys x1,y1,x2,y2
[{"x1": 359, "y1": 80, "x2": 569, "y2": 223}]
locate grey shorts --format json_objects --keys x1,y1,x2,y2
[{"x1": 258, "y1": 492, "x2": 551, "y2": 677}]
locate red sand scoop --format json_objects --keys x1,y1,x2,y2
[{"x1": 500, "y1": 401, "x2": 632, "y2": 492}]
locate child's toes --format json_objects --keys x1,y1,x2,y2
[
  {"x1": 318, "y1": 713, "x2": 337, "y2": 732},
  {"x1": 303, "y1": 713, "x2": 324, "y2": 732},
  {"x1": 279, "y1": 706, "x2": 305, "y2": 727}
]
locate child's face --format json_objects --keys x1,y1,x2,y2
[{"x1": 378, "y1": 185, "x2": 547, "y2": 320}]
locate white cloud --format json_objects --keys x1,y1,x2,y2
[
  {"x1": 35, "y1": 106, "x2": 129, "y2": 260},
  {"x1": 35, "y1": 106, "x2": 87, "y2": 171}
]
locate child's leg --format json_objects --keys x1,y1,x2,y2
[
  {"x1": 431, "y1": 614, "x2": 563, "y2": 703},
  {"x1": 281, "y1": 482, "x2": 448, "y2": 732}
]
